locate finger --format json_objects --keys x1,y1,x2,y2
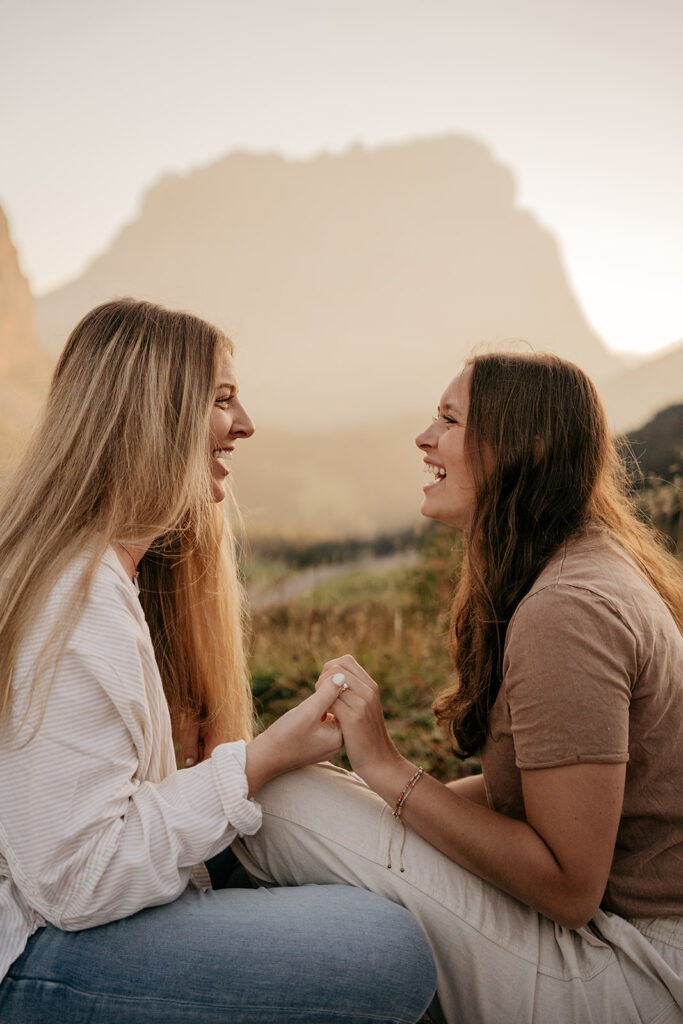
[
  {"x1": 177, "y1": 713, "x2": 200, "y2": 768},
  {"x1": 315, "y1": 658, "x2": 378, "y2": 702},
  {"x1": 338, "y1": 655, "x2": 380, "y2": 692},
  {"x1": 314, "y1": 662, "x2": 347, "y2": 693},
  {"x1": 319, "y1": 676, "x2": 350, "y2": 720},
  {"x1": 320, "y1": 658, "x2": 346, "y2": 677},
  {"x1": 305, "y1": 674, "x2": 355, "y2": 719},
  {"x1": 328, "y1": 688, "x2": 366, "y2": 716},
  {"x1": 314, "y1": 664, "x2": 350, "y2": 693},
  {"x1": 324, "y1": 654, "x2": 379, "y2": 694}
]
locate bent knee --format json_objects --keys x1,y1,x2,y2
[{"x1": 334, "y1": 887, "x2": 438, "y2": 1016}]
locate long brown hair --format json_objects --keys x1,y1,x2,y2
[
  {"x1": 0, "y1": 298, "x2": 253, "y2": 743},
  {"x1": 433, "y1": 351, "x2": 683, "y2": 758}
]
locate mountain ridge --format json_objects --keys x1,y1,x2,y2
[
  {"x1": 4, "y1": 135, "x2": 682, "y2": 535},
  {"x1": 35, "y1": 136, "x2": 625, "y2": 432}
]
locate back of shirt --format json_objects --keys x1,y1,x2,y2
[{"x1": 481, "y1": 529, "x2": 683, "y2": 919}]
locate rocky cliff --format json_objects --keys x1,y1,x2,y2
[{"x1": 0, "y1": 206, "x2": 52, "y2": 467}]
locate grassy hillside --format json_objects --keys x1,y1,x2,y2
[{"x1": 248, "y1": 524, "x2": 480, "y2": 782}]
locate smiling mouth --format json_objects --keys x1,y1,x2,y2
[
  {"x1": 424, "y1": 463, "x2": 446, "y2": 488},
  {"x1": 213, "y1": 448, "x2": 233, "y2": 470}
]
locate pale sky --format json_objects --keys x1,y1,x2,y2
[{"x1": 1, "y1": 0, "x2": 682, "y2": 357}]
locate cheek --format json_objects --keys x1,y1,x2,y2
[
  {"x1": 439, "y1": 435, "x2": 464, "y2": 474},
  {"x1": 208, "y1": 409, "x2": 224, "y2": 444}
]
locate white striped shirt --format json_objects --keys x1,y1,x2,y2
[{"x1": 0, "y1": 547, "x2": 262, "y2": 982}]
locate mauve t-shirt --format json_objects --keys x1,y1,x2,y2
[{"x1": 481, "y1": 529, "x2": 683, "y2": 920}]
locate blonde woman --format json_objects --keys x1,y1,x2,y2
[
  {"x1": 235, "y1": 352, "x2": 683, "y2": 1024},
  {"x1": 0, "y1": 299, "x2": 437, "y2": 1024}
]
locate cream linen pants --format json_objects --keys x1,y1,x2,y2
[{"x1": 233, "y1": 763, "x2": 683, "y2": 1024}]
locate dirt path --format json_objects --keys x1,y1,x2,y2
[{"x1": 247, "y1": 549, "x2": 421, "y2": 611}]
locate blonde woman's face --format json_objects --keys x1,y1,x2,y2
[{"x1": 208, "y1": 349, "x2": 254, "y2": 502}]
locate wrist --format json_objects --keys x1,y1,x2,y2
[
  {"x1": 244, "y1": 732, "x2": 279, "y2": 797},
  {"x1": 362, "y1": 752, "x2": 417, "y2": 808}
]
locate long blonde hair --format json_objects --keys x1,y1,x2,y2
[
  {"x1": 433, "y1": 351, "x2": 683, "y2": 757},
  {"x1": 0, "y1": 298, "x2": 253, "y2": 742}
]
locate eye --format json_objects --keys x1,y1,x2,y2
[{"x1": 215, "y1": 395, "x2": 234, "y2": 407}]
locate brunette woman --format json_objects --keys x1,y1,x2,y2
[
  {"x1": 0, "y1": 298, "x2": 436, "y2": 1024},
  {"x1": 235, "y1": 352, "x2": 683, "y2": 1024}
]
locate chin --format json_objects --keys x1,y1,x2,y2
[
  {"x1": 421, "y1": 501, "x2": 462, "y2": 531},
  {"x1": 210, "y1": 480, "x2": 227, "y2": 503},
  {"x1": 420, "y1": 497, "x2": 443, "y2": 522}
]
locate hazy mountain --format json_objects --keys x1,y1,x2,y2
[
  {"x1": 11, "y1": 138, "x2": 683, "y2": 536},
  {"x1": 231, "y1": 410, "x2": 429, "y2": 539},
  {"x1": 599, "y1": 345, "x2": 683, "y2": 433},
  {"x1": 36, "y1": 136, "x2": 624, "y2": 433},
  {"x1": 0, "y1": 207, "x2": 52, "y2": 468},
  {"x1": 626, "y1": 403, "x2": 683, "y2": 482}
]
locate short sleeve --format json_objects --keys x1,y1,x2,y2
[{"x1": 503, "y1": 584, "x2": 636, "y2": 769}]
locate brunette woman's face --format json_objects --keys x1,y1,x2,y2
[
  {"x1": 208, "y1": 349, "x2": 255, "y2": 502},
  {"x1": 415, "y1": 366, "x2": 476, "y2": 530}
]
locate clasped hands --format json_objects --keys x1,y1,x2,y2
[
  {"x1": 178, "y1": 654, "x2": 403, "y2": 793},
  {"x1": 313, "y1": 654, "x2": 402, "y2": 782}
]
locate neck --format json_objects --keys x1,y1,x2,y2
[{"x1": 114, "y1": 538, "x2": 153, "y2": 582}]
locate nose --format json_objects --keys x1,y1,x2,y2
[
  {"x1": 232, "y1": 400, "x2": 255, "y2": 439},
  {"x1": 415, "y1": 420, "x2": 437, "y2": 451}
]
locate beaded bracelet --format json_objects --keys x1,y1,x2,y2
[
  {"x1": 393, "y1": 766, "x2": 424, "y2": 818},
  {"x1": 387, "y1": 766, "x2": 425, "y2": 872}
]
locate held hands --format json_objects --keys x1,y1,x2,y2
[
  {"x1": 244, "y1": 675, "x2": 345, "y2": 796},
  {"x1": 314, "y1": 654, "x2": 404, "y2": 787}
]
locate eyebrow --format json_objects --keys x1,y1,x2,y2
[
  {"x1": 439, "y1": 401, "x2": 463, "y2": 416},
  {"x1": 216, "y1": 382, "x2": 237, "y2": 393}
]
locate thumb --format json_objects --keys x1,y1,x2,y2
[{"x1": 304, "y1": 675, "x2": 347, "y2": 718}]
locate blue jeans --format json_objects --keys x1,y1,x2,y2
[{"x1": 0, "y1": 874, "x2": 436, "y2": 1023}]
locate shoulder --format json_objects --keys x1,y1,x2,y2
[
  {"x1": 31, "y1": 546, "x2": 146, "y2": 644},
  {"x1": 70, "y1": 550, "x2": 158, "y2": 690},
  {"x1": 75, "y1": 547, "x2": 147, "y2": 638},
  {"x1": 526, "y1": 529, "x2": 646, "y2": 597},
  {"x1": 511, "y1": 529, "x2": 671, "y2": 642},
  {"x1": 503, "y1": 533, "x2": 642, "y2": 697},
  {"x1": 9, "y1": 547, "x2": 173, "y2": 789},
  {"x1": 18, "y1": 546, "x2": 155, "y2": 695},
  {"x1": 504, "y1": 529, "x2": 682, "y2": 699}
]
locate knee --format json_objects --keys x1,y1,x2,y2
[{"x1": 330, "y1": 887, "x2": 437, "y2": 1020}]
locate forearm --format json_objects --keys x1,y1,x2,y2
[
  {"x1": 245, "y1": 730, "x2": 285, "y2": 796},
  {"x1": 445, "y1": 772, "x2": 489, "y2": 805},
  {"x1": 366, "y1": 757, "x2": 595, "y2": 929}
]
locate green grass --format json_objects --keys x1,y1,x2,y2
[
  {"x1": 294, "y1": 564, "x2": 422, "y2": 610},
  {"x1": 248, "y1": 528, "x2": 480, "y2": 782}
]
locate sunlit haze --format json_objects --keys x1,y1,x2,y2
[{"x1": 1, "y1": 0, "x2": 681, "y2": 357}]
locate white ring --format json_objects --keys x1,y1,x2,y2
[{"x1": 332, "y1": 672, "x2": 346, "y2": 687}]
